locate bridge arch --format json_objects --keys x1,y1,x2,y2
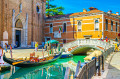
[
  {"x1": 70, "y1": 45, "x2": 104, "y2": 55},
  {"x1": 63, "y1": 39, "x2": 113, "y2": 55}
]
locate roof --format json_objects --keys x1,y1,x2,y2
[
  {"x1": 70, "y1": 10, "x2": 103, "y2": 16},
  {"x1": 46, "y1": 8, "x2": 120, "y2": 19},
  {"x1": 46, "y1": 13, "x2": 72, "y2": 19},
  {"x1": 111, "y1": 14, "x2": 117, "y2": 15}
]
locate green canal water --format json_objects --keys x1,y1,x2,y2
[{"x1": 1, "y1": 55, "x2": 86, "y2": 79}]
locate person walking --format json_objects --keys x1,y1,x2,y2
[
  {"x1": 0, "y1": 46, "x2": 4, "y2": 64},
  {"x1": 5, "y1": 43, "x2": 8, "y2": 53},
  {"x1": 9, "y1": 44, "x2": 13, "y2": 58},
  {"x1": 35, "y1": 42, "x2": 38, "y2": 52}
]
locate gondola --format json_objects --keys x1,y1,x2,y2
[{"x1": 3, "y1": 52, "x2": 62, "y2": 67}]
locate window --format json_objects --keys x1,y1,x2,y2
[
  {"x1": 116, "y1": 22, "x2": 118, "y2": 32},
  {"x1": 106, "y1": 19, "x2": 108, "y2": 30},
  {"x1": 50, "y1": 24, "x2": 53, "y2": 33},
  {"x1": 111, "y1": 21, "x2": 113, "y2": 31},
  {"x1": 36, "y1": 6, "x2": 40, "y2": 13},
  {"x1": 77, "y1": 21, "x2": 82, "y2": 31},
  {"x1": 63, "y1": 39, "x2": 66, "y2": 43},
  {"x1": 95, "y1": 20, "x2": 99, "y2": 30},
  {"x1": 63, "y1": 23, "x2": 66, "y2": 32}
]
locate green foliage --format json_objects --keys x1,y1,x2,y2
[{"x1": 46, "y1": 0, "x2": 64, "y2": 16}]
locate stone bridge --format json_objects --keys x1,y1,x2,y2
[{"x1": 63, "y1": 39, "x2": 114, "y2": 55}]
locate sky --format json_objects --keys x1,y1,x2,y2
[{"x1": 50, "y1": 0, "x2": 120, "y2": 14}]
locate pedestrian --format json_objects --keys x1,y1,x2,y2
[
  {"x1": 0, "y1": 46, "x2": 4, "y2": 64},
  {"x1": 35, "y1": 42, "x2": 38, "y2": 52},
  {"x1": 106, "y1": 38, "x2": 108, "y2": 42},
  {"x1": 44, "y1": 44, "x2": 47, "y2": 51},
  {"x1": 5, "y1": 43, "x2": 8, "y2": 53},
  {"x1": 108, "y1": 38, "x2": 110, "y2": 43},
  {"x1": 9, "y1": 44, "x2": 13, "y2": 58}
]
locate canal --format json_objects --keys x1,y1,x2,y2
[{"x1": 1, "y1": 55, "x2": 86, "y2": 79}]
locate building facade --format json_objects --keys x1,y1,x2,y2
[
  {"x1": 44, "y1": 7, "x2": 120, "y2": 44},
  {"x1": 0, "y1": 0, "x2": 46, "y2": 47}
]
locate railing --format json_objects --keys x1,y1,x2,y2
[
  {"x1": 74, "y1": 47, "x2": 114, "y2": 79},
  {"x1": 75, "y1": 58, "x2": 97, "y2": 79},
  {"x1": 64, "y1": 49, "x2": 114, "y2": 79},
  {"x1": 103, "y1": 47, "x2": 114, "y2": 60}
]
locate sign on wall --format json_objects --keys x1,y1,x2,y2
[{"x1": 54, "y1": 31, "x2": 61, "y2": 38}]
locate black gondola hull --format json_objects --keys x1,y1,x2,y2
[{"x1": 3, "y1": 52, "x2": 62, "y2": 67}]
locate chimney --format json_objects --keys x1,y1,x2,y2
[
  {"x1": 89, "y1": 7, "x2": 98, "y2": 11},
  {"x1": 83, "y1": 9, "x2": 87, "y2": 12},
  {"x1": 108, "y1": 10, "x2": 112, "y2": 14},
  {"x1": 116, "y1": 12, "x2": 119, "y2": 15}
]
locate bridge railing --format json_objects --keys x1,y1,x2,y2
[{"x1": 63, "y1": 39, "x2": 113, "y2": 53}]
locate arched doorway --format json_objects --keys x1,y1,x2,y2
[{"x1": 15, "y1": 19, "x2": 23, "y2": 47}]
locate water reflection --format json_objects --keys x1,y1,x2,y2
[
  {"x1": 2, "y1": 55, "x2": 86, "y2": 79},
  {"x1": 9, "y1": 64, "x2": 74, "y2": 79}
]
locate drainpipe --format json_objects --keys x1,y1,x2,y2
[
  {"x1": 73, "y1": 16, "x2": 75, "y2": 40},
  {"x1": 102, "y1": 13, "x2": 104, "y2": 39},
  {"x1": 119, "y1": 18, "x2": 120, "y2": 41}
]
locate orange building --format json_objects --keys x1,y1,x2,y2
[{"x1": 44, "y1": 7, "x2": 120, "y2": 44}]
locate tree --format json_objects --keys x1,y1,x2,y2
[{"x1": 46, "y1": 0, "x2": 64, "y2": 17}]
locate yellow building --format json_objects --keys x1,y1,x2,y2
[{"x1": 70, "y1": 7, "x2": 103, "y2": 39}]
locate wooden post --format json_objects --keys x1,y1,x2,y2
[
  {"x1": 74, "y1": 61, "x2": 81, "y2": 78},
  {"x1": 94, "y1": 58, "x2": 97, "y2": 76},
  {"x1": 102, "y1": 55, "x2": 104, "y2": 71},
  {"x1": 86, "y1": 63, "x2": 88, "y2": 79},
  {"x1": 64, "y1": 67, "x2": 70, "y2": 79},
  {"x1": 0, "y1": 66, "x2": 1, "y2": 71},
  {"x1": 98, "y1": 56, "x2": 101, "y2": 76}
]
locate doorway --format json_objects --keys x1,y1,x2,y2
[{"x1": 15, "y1": 30, "x2": 21, "y2": 47}]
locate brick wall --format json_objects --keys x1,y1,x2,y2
[
  {"x1": 0, "y1": 0, "x2": 46, "y2": 46},
  {"x1": 104, "y1": 14, "x2": 120, "y2": 40},
  {"x1": 45, "y1": 18, "x2": 75, "y2": 44}
]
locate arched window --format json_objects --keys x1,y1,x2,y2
[
  {"x1": 78, "y1": 21, "x2": 82, "y2": 31},
  {"x1": 95, "y1": 20, "x2": 99, "y2": 30},
  {"x1": 36, "y1": 6, "x2": 40, "y2": 13}
]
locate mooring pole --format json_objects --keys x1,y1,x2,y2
[
  {"x1": 102, "y1": 55, "x2": 104, "y2": 71},
  {"x1": 98, "y1": 56, "x2": 101, "y2": 76}
]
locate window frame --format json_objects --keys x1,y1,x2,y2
[
  {"x1": 63, "y1": 22, "x2": 67, "y2": 33},
  {"x1": 49, "y1": 23, "x2": 53, "y2": 33},
  {"x1": 94, "y1": 19, "x2": 99, "y2": 31},
  {"x1": 77, "y1": 20, "x2": 82, "y2": 32}
]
